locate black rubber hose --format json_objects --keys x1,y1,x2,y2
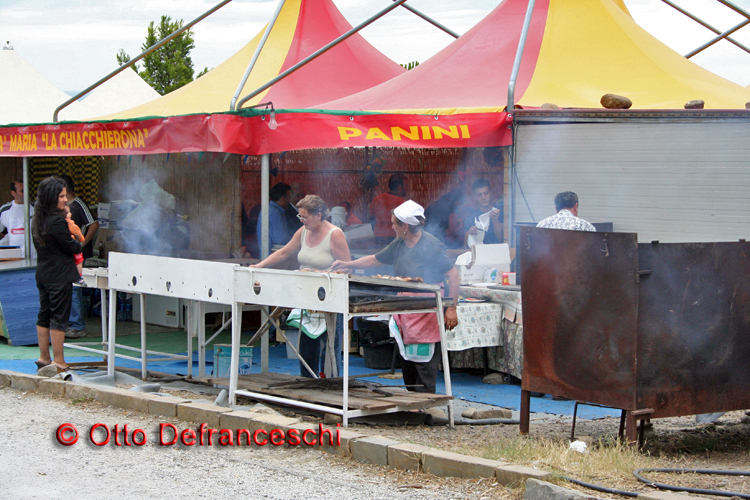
[
  {"x1": 563, "y1": 476, "x2": 638, "y2": 497},
  {"x1": 633, "y1": 468, "x2": 750, "y2": 499},
  {"x1": 563, "y1": 468, "x2": 750, "y2": 499}
]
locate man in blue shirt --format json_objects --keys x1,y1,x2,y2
[{"x1": 257, "y1": 182, "x2": 292, "y2": 250}]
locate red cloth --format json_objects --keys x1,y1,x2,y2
[
  {"x1": 368, "y1": 192, "x2": 404, "y2": 237},
  {"x1": 346, "y1": 213, "x2": 362, "y2": 225},
  {"x1": 393, "y1": 291, "x2": 443, "y2": 344},
  {"x1": 74, "y1": 253, "x2": 84, "y2": 265}
]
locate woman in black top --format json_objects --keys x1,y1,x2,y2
[{"x1": 32, "y1": 177, "x2": 82, "y2": 372}]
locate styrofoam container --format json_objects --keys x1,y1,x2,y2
[
  {"x1": 283, "y1": 329, "x2": 300, "y2": 359},
  {"x1": 213, "y1": 344, "x2": 253, "y2": 377}
]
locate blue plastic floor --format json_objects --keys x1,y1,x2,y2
[{"x1": 1, "y1": 342, "x2": 618, "y2": 420}]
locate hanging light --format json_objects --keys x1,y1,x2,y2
[{"x1": 268, "y1": 108, "x2": 278, "y2": 130}]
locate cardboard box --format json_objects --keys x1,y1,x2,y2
[
  {"x1": 343, "y1": 223, "x2": 374, "y2": 241},
  {"x1": 107, "y1": 200, "x2": 138, "y2": 230},
  {"x1": 455, "y1": 244, "x2": 511, "y2": 284},
  {"x1": 95, "y1": 229, "x2": 127, "y2": 258}
]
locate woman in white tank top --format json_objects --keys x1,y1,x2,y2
[{"x1": 251, "y1": 195, "x2": 351, "y2": 378}]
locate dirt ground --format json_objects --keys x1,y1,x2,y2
[{"x1": 155, "y1": 381, "x2": 750, "y2": 500}]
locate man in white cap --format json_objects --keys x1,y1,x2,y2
[{"x1": 332, "y1": 200, "x2": 459, "y2": 393}]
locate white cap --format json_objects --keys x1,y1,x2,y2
[{"x1": 393, "y1": 200, "x2": 424, "y2": 226}]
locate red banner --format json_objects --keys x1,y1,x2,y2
[{"x1": 0, "y1": 111, "x2": 512, "y2": 157}]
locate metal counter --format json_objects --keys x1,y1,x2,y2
[{"x1": 106, "y1": 252, "x2": 454, "y2": 426}]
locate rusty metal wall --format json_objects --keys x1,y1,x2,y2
[
  {"x1": 521, "y1": 226, "x2": 750, "y2": 418},
  {"x1": 520, "y1": 227, "x2": 639, "y2": 409},
  {"x1": 636, "y1": 241, "x2": 750, "y2": 417}
]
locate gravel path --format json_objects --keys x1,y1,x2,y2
[{"x1": 0, "y1": 386, "x2": 488, "y2": 500}]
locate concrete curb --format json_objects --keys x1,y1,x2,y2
[{"x1": 0, "y1": 370, "x2": 663, "y2": 495}]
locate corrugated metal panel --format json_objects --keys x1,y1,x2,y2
[{"x1": 514, "y1": 122, "x2": 750, "y2": 243}]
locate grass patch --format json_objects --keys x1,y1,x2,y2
[
  {"x1": 453, "y1": 435, "x2": 656, "y2": 484},
  {"x1": 70, "y1": 396, "x2": 95, "y2": 405}
]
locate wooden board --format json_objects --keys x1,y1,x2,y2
[{"x1": 203, "y1": 373, "x2": 452, "y2": 412}]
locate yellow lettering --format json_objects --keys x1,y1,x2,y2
[
  {"x1": 137, "y1": 129, "x2": 145, "y2": 148},
  {"x1": 0, "y1": 138, "x2": 3, "y2": 152},
  {"x1": 113, "y1": 131, "x2": 121, "y2": 149},
  {"x1": 107, "y1": 130, "x2": 114, "y2": 148},
  {"x1": 82, "y1": 132, "x2": 90, "y2": 149},
  {"x1": 421, "y1": 126, "x2": 432, "y2": 140},
  {"x1": 121, "y1": 131, "x2": 130, "y2": 148},
  {"x1": 22, "y1": 135, "x2": 29, "y2": 150},
  {"x1": 10, "y1": 136, "x2": 18, "y2": 151},
  {"x1": 96, "y1": 131, "x2": 104, "y2": 149},
  {"x1": 50, "y1": 133, "x2": 57, "y2": 149},
  {"x1": 432, "y1": 125, "x2": 459, "y2": 139},
  {"x1": 338, "y1": 127, "x2": 362, "y2": 140},
  {"x1": 74, "y1": 132, "x2": 82, "y2": 150},
  {"x1": 460, "y1": 125, "x2": 470, "y2": 138},
  {"x1": 59, "y1": 132, "x2": 66, "y2": 150},
  {"x1": 127, "y1": 130, "x2": 137, "y2": 147},
  {"x1": 144, "y1": 128, "x2": 148, "y2": 138},
  {"x1": 391, "y1": 126, "x2": 419, "y2": 141},
  {"x1": 365, "y1": 128, "x2": 391, "y2": 141}
]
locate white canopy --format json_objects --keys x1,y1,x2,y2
[
  {"x1": 81, "y1": 68, "x2": 159, "y2": 116},
  {"x1": 0, "y1": 43, "x2": 98, "y2": 125}
]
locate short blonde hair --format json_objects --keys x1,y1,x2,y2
[{"x1": 296, "y1": 195, "x2": 328, "y2": 217}]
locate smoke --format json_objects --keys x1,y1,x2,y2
[{"x1": 119, "y1": 179, "x2": 188, "y2": 256}]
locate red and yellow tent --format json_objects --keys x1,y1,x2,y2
[
  {"x1": 0, "y1": 0, "x2": 404, "y2": 157},
  {"x1": 293, "y1": 0, "x2": 750, "y2": 150},
  {"x1": 4, "y1": 0, "x2": 750, "y2": 158}
]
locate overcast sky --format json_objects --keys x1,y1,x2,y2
[{"x1": 1, "y1": 0, "x2": 749, "y2": 93}]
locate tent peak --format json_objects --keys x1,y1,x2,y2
[{"x1": 3, "y1": 41, "x2": 13, "y2": 50}]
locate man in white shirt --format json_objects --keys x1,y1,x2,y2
[
  {"x1": 0, "y1": 181, "x2": 35, "y2": 258},
  {"x1": 536, "y1": 191, "x2": 596, "y2": 232}
]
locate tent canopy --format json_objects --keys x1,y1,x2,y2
[
  {"x1": 0, "y1": 45, "x2": 98, "y2": 125},
  {"x1": 102, "y1": 0, "x2": 405, "y2": 120},
  {"x1": 82, "y1": 68, "x2": 160, "y2": 117},
  {"x1": 314, "y1": 0, "x2": 750, "y2": 113}
]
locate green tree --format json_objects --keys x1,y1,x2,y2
[
  {"x1": 116, "y1": 49, "x2": 137, "y2": 72},
  {"x1": 117, "y1": 15, "x2": 196, "y2": 95}
]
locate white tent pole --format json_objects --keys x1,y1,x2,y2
[
  {"x1": 22, "y1": 157, "x2": 30, "y2": 260},
  {"x1": 230, "y1": 0, "x2": 287, "y2": 111},
  {"x1": 261, "y1": 154, "x2": 270, "y2": 260}
]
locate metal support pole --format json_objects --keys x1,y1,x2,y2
[
  {"x1": 261, "y1": 307, "x2": 270, "y2": 373},
  {"x1": 54, "y1": 0, "x2": 233, "y2": 122},
  {"x1": 660, "y1": 0, "x2": 750, "y2": 55},
  {"x1": 230, "y1": 0, "x2": 287, "y2": 110},
  {"x1": 229, "y1": 300, "x2": 242, "y2": 405},
  {"x1": 237, "y1": 0, "x2": 408, "y2": 109},
  {"x1": 507, "y1": 0, "x2": 537, "y2": 112},
  {"x1": 395, "y1": 0, "x2": 459, "y2": 38},
  {"x1": 140, "y1": 294, "x2": 147, "y2": 379},
  {"x1": 100, "y1": 289, "x2": 108, "y2": 362},
  {"x1": 260, "y1": 154, "x2": 270, "y2": 260},
  {"x1": 22, "y1": 157, "x2": 31, "y2": 260},
  {"x1": 198, "y1": 301, "x2": 206, "y2": 378},
  {"x1": 107, "y1": 290, "x2": 117, "y2": 375},
  {"x1": 435, "y1": 291, "x2": 454, "y2": 427},
  {"x1": 685, "y1": 18, "x2": 750, "y2": 58},
  {"x1": 342, "y1": 311, "x2": 350, "y2": 427}
]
